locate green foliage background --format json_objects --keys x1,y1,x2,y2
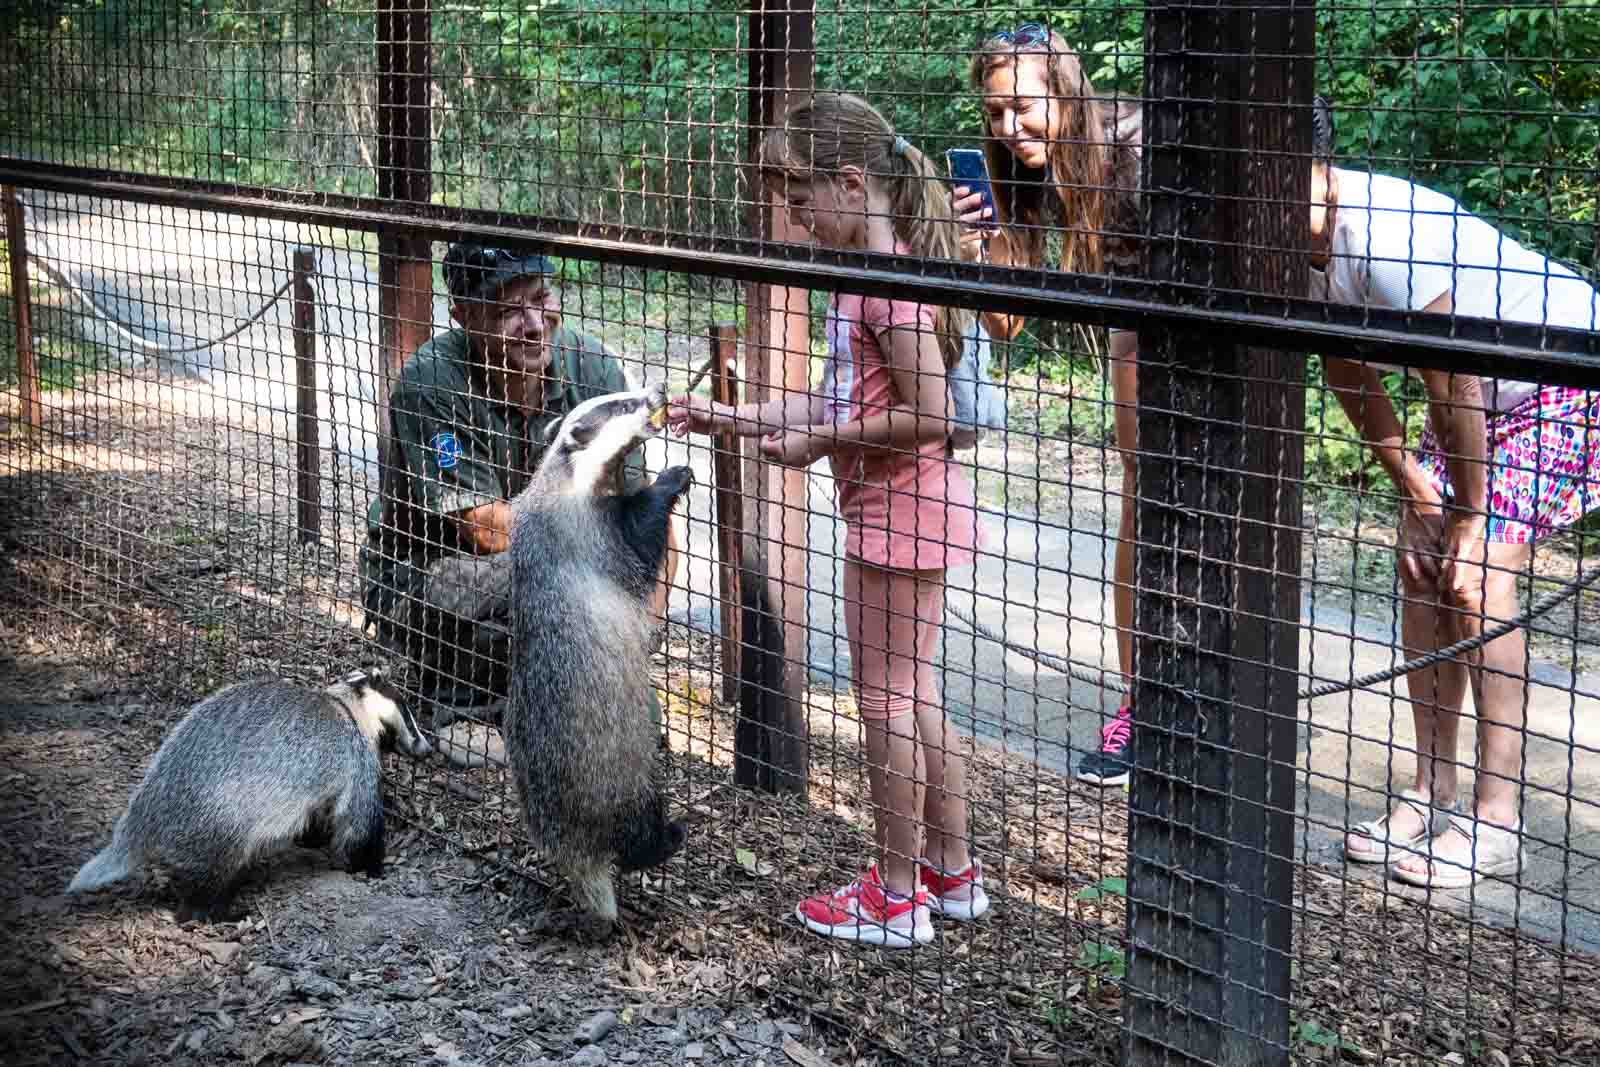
[{"x1": 2, "y1": 1, "x2": 1596, "y2": 492}]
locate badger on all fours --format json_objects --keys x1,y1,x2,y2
[
  {"x1": 66, "y1": 672, "x2": 432, "y2": 923},
  {"x1": 504, "y1": 380, "x2": 690, "y2": 925}
]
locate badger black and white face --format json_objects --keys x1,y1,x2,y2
[
  {"x1": 334, "y1": 672, "x2": 433, "y2": 759},
  {"x1": 540, "y1": 381, "x2": 669, "y2": 496}
]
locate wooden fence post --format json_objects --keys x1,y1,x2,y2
[
  {"x1": 709, "y1": 324, "x2": 744, "y2": 706},
  {"x1": 3, "y1": 187, "x2": 42, "y2": 434},
  {"x1": 1123, "y1": 2, "x2": 1313, "y2": 1064},
  {"x1": 376, "y1": 0, "x2": 434, "y2": 452},
  {"x1": 292, "y1": 247, "x2": 321, "y2": 544},
  {"x1": 742, "y1": 0, "x2": 815, "y2": 794}
]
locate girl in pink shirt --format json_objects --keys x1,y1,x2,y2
[{"x1": 668, "y1": 92, "x2": 989, "y2": 948}]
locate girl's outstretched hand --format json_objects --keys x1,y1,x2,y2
[{"x1": 665, "y1": 393, "x2": 723, "y2": 437}]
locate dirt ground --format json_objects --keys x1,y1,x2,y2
[
  {"x1": 4, "y1": 365, "x2": 1600, "y2": 1066},
  {"x1": 0, "y1": 688, "x2": 849, "y2": 1067}
]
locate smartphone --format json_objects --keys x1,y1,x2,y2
[{"x1": 944, "y1": 148, "x2": 997, "y2": 228}]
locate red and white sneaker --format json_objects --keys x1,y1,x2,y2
[
  {"x1": 794, "y1": 864, "x2": 934, "y2": 948},
  {"x1": 917, "y1": 857, "x2": 991, "y2": 921}
]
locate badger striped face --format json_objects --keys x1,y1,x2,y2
[
  {"x1": 337, "y1": 671, "x2": 432, "y2": 759},
  {"x1": 542, "y1": 381, "x2": 669, "y2": 496}
]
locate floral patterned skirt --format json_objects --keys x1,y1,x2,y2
[{"x1": 1416, "y1": 385, "x2": 1600, "y2": 544}]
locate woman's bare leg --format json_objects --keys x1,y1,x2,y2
[
  {"x1": 1393, "y1": 540, "x2": 1531, "y2": 879},
  {"x1": 1345, "y1": 508, "x2": 1468, "y2": 853},
  {"x1": 1108, "y1": 330, "x2": 1140, "y2": 690},
  {"x1": 1079, "y1": 330, "x2": 1141, "y2": 785}
]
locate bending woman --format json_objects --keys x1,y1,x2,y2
[{"x1": 1310, "y1": 106, "x2": 1600, "y2": 888}]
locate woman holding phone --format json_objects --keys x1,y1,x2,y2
[{"x1": 952, "y1": 22, "x2": 1146, "y2": 786}]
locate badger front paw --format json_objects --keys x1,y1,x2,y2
[{"x1": 652, "y1": 465, "x2": 695, "y2": 501}]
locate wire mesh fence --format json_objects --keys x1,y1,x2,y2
[{"x1": 3, "y1": 2, "x2": 1600, "y2": 1066}]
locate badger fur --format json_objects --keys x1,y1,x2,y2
[
  {"x1": 67, "y1": 671, "x2": 431, "y2": 923},
  {"x1": 504, "y1": 380, "x2": 690, "y2": 924}
]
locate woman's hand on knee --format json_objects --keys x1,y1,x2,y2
[
  {"x1": 1396, "y1": 501, "x2": 1446, "y2": 592},
  {"x1": 1440, "y1": 515, "x2": 1490, "y2": 618}
]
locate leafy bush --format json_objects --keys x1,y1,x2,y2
[{"x1": 3, "y1": 1, "x2": 1594, "y2": 495}]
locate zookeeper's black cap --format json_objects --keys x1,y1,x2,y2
[{"x1": 443, "y1": 242, "x2": 557, "y2": 303}]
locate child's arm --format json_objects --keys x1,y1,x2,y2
[
  {"x1": 771, "y1": 320, "x2": 951, "y2": 462},
  {"x1": 667, "y1": 391, "x2": 824, "y2": 439}
]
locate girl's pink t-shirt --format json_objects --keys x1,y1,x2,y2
[{"x1": 822, "y1": 289, "x2": 982, "y2": 573}]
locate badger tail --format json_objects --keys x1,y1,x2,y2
[{"x1": 67, "y1": 841, "x2": 133, "y2": 894}]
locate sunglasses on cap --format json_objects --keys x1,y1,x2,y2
[
  {"x1": 445, "y1": 244, "x2": 557, "y2": 302},
  {"x1": 456, "y1": 246, "x2": 533, "y2": 271},
  {"x1": 985, "y1": 22, "x2": 1051, "y2": 47}
]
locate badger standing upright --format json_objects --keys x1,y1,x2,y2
[
  {"x1": 504, "y1": 381, "x2": 690, "y2": 924},
  {"x1": 66, "y1": 672, "x2": 431, "y2": 923}
]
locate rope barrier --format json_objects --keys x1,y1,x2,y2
[
  {"x1": 15, "y1": 194, "x2": 296, "y2": 355},
  {"x1": 945, "y1": 558, "x2": 1600, "y2": 701}
]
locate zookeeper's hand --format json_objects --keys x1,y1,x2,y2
[
  {"x1": 648, "y1": 511, "x2": 682, "y2": 623},
  {"x1": 758, "y1": 429, "x2": 826, "y2": 468}
]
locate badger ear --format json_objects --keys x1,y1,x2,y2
[{"x1": 540, "y1": 416, "x2": 568, "y2": 449}]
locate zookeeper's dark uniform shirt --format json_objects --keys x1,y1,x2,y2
[{"x1": 360, "y1": 323, "x2": 647, "y2": 619}]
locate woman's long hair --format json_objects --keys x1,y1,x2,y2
[
  {"x1": 969, "y1": 27, "x2": 1115, "y2": 275},
  {"x1": 760, "y1": 91, "x2": 974, "y2": 370}
]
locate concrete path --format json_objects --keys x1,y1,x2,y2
[
  {"x1": 648, "y1": 433, "x2": 1600, "y2": 953},
  {"x1": 24, "y1": 192, "x2": 1600, "y2": 954}
]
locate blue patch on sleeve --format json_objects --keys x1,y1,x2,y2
[{"x1": 430, "y1": 431, "x2": 461, "y2": 470}]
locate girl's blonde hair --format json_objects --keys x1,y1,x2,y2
[
  {"x1": 969, "y1": 27, "x2": 1114, "y2": 275},
  {"x1": 760, "y1": 92, "x2": 974, "y2": 370}
]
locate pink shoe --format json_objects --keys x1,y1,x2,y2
[
  {"x1": 917, "y1": 857, "x2": 991, "y2": 921},
  {"x1": 1077, "y1": 704, "x2": 1134, "y2": 786},
  {"x1": 794, "y1": 864, "x2": 934, "y2": 948}
]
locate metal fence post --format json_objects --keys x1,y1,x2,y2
[
  {"x1": 376, "y1": 0, "x2": 434, "y2": 450},
  {"x1": 292, "y1": 247, "x2": 321, "y2": 545},
  {"x1": 3, "y1": 187, "x2": 42, "y2": 434},
  {"x1": 1124, "y1": 2, "x2": 1313, "y2": 1064},
  {"x1": 744, "y1": 0, "x2": 814, "y2": 793}
]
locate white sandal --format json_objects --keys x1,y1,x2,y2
[
  {"x1": 1343, "y1": 788, "x2": 1455, "y2": 865},
  {"x1": 1390, "y1": 812, "x2": 1525, "y2": 889}
]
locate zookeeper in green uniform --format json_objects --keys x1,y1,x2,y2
[{"x1": 360, "y1": 241, "x2": 679, "y2": 733}]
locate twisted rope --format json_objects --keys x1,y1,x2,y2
[
  {"x1": 15, "y1": 193, "x2": 296, "y2": 355},
  {"x1": 945, "y1": 557, "x2": 1600, "y2": 701}
]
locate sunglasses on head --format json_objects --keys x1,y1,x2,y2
[{"x1": 986, "y1": 22, "x2": 1050, "y2": 47}]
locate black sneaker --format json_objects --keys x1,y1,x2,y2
[{"x1": 1077, "y1": 704, "x2": 1134, "y2": 786}]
